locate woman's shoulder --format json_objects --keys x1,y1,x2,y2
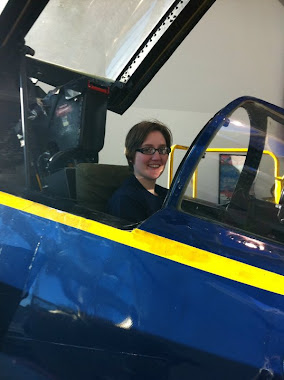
[
  {"x1": 107, "y1": 175, "x2": 148, "y2": 222},
  {"x1": 108, "y1": 175, "x2": 142, "y2": 204},
  {"x1": 113, "y1": 174, "x2": 140, "y2": 195}
]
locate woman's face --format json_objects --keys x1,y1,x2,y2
[{"x1": 133, "y1": 130, "x2": 169, "y2": 182}]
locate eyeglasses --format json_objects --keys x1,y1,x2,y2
[{"x1": 136, "y1": 147, "x2": 171, "y2": 155}]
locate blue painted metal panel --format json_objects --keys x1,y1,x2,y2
[
  {"x1": 141, "y1": 207, "x2": 284, "y2": 374},
  {"x1": 0, "y1": 203, "x2": 283, "y2": 378}
]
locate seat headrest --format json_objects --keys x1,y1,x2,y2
[{"x1": 76, "y1": 163, "x2": 131, "y2": 212}]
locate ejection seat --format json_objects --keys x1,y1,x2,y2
[
  {"x1": 75, "y1": 163, "x2": 131, "y2": 212},
  {"x1": 24, "y1": 79, "x2": 135, "y2": 227},
  {"x1": 69, "y1": 163, "x2": 133, "y2": 228},
  {"x1": 26, "y1": 79, "x2": 108, "y2": 208}
]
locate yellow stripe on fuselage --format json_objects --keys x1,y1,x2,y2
[{"x1": 1, "y1": 191, "x2": 284, "y2": 296}]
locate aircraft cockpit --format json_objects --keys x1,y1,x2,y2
[
  {"x1": 1, "y1": 0, "x2": 284, "y2": 243},
  {"x1": 0, "y1": 0, "x2": 216, "y2": 229}
]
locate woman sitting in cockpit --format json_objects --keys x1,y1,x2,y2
[{"x1": 107, "y1": 120, "x2": 172, "y2": 223}]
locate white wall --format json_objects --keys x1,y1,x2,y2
[{"x1": 100, "y1": 0, "x2": 284, "y2": 188}]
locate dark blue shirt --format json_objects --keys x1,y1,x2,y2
[{"x1": 107, "y1": 175, "x2": 167, "y2": 223}]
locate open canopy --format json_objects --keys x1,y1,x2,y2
[
  {"x1": 24, "y1": 0, "x2": 180, "y2": 82},
  {"x1": 0, "y1": 0, "x2": 215, "y2": 113}
]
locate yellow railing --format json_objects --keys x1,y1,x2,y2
[{"x1": 168, "y1": 145, "x2": 283, "y2": 203}]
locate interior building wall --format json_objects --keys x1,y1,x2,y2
[{"x1": 100, "y1": 0, "x2": 284, "y2": 188}]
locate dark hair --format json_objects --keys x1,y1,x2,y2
[{"x1": 125, "y1": 120, "x2": 172, "y2": 169}]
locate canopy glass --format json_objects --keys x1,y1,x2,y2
[{"x1": 25, "y1": 0, "x2": 181, "y2": 81}]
